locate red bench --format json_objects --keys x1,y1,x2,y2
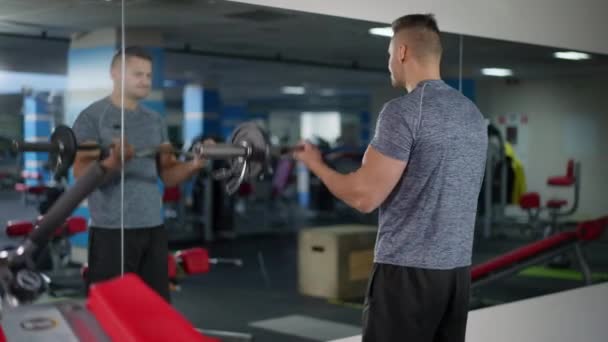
[
  {"x1": 88, "y1": 274, "x2": 218, "y2": 342},
  {"x1": 472, "y1": 216, "x2": 608, "y2": 289}
]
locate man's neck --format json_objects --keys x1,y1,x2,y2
[
  {"x1": 405, "y1": 70, "x2": 441, "y2": 93},
  {"x1": 110, "y1": 91, "x2": 138, "y2": 111}
]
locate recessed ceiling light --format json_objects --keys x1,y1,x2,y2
[
  {"x1": 481, "y1": 68, "x2": 513, "y2": 77},
  {"x1": 553, "y1": 51, "x2": 591, "y2": 61},
  {"x1": 369, "y1": 27, "x2": 393, "y2": 38},
  {"x1": 281, "y1": 86, "x2": 305, "y2": 95}
]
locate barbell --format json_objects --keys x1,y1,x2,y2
[
  {"x1": 11, "y1": 122, "x2": 302, "y2": 194},
  {"x1": 12, "y1": 125, "x2": 78, "y2": 180}
]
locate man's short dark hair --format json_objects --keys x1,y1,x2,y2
[
  {"x1": 392, "y1": 14, "x2": 440, "y2": 36},
  {"x1": 391, "y1": 14, "x2": 442, "y2": 59},
  {"x1": 111, "y1": 46, "x2": 152, "y2": 68}
]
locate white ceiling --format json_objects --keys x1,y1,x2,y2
[{"x1": 234, "y1": 0, "x2": 608, "y2": 56}]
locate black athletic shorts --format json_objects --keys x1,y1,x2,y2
[
  {"x1": 85, "y1": 225, "x2": 170, "y2": 302},
  {"x1": 362, "y1": 263, "x2": 470, "y2": 342}
]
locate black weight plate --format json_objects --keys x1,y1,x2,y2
[
  {"x1": 229, "y1": 122, "x2": 270, "y2": 180},
  {"x1": 49, "y1": 125, "x2": 77, "y2": 179}
]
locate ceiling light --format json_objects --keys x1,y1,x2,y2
[
  {"x1": 553, "y1": 51, "x2": 591, "y2": 61},
  {"x1": 369, "y1": 27, "x2": 393, "y2": 38},
  {"x1": 282, "y1": 86, "x2": 305, "y2": 95},
  {"x1": 481, "y1": 68, "x2": 513, "y2": 77}
]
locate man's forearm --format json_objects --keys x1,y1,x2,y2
[
  {"x1": 161, "y1": 162, "x2": 201, "y2": 188},
  {"x1": 308, "y1": 161, "x2": 371, "y2": 212}
]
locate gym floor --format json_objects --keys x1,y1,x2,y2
[{"x1": 1, "y1": 189, "x2": 607, "y2": 342}]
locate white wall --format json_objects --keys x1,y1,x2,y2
[
  {"x1": 269, "y1": 111, "x2": 301, "y2": 146},
  {"x1": 477, "y1": 76, "x2": 608, "y2": 218},
  {"x1": 233, "y1": 0, "x2": 608, "y2": 55}
]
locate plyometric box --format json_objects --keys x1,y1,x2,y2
[{"x1": 298, "y1": 225, "x2": 377, "y2": 300}]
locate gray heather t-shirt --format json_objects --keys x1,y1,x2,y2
[
  {"x1": 370, "y1": 80, "x2": 487, "y2": 269},
  {"x1": 72, "y1": 97, "x2": 169, "y2": 229}
]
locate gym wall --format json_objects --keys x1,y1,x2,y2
[{"x1": 477, "y1": 75, "x2": 608, "y2": 218}]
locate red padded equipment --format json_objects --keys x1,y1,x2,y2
[
  {"x1": 178, "y1": 248, "x2": 210, "y2": 275},
  {"x1": 576, "y1": 216, "x2": 608, "y2": 241},
  {"x1": 547, "y1": 177, "x2": 575, "y2": 186},
  {"x1": 471, "y1": 231, "x2": 577, "y2": 281},
  {"x1": 519, "y1": 192, "x2": 540, "y2": 209},
  {"x1": 6, "y1": 220, "x2": 34, "y2": 237},
  {"x1": 471, "y1": 217, "x2": 608, "y2": 281},
  {"x1": 65, "y1": 216, "x2": 87, "y2": 235},
  {"x1": 547, "y1": 199, "x2": 568, "y2": 209},
  {"x1": 547, "y1": 160, "x2": 575, "y2": 186},
  {"x1": 87, "y1": 274, "x2": 218, "y2": 342},
  {"x1": 163, "y1": 186, "x2": 181, "y2": 203}
]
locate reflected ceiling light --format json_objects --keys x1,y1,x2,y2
[
  {"x1": 369, "y1": 27, "x2": 393, "y2": 37},
  {"x1": 481, "y1": 68, "x2": 513, "y2": 77},
  {"x1": 553, "y1": 51, "x2": 591, "y2": 61},
  {"x1": 282, "y1": 86, "x2": 306, "y2": 95}
]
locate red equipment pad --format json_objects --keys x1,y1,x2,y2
[
  {"x1": 6, "y1": 221, "x2": 34, "y2": 237},
  {"x1": 179, "y1": 248, "x2": 210, "y2": 275},
  {"x1": 471, "y1": 232, "x2": 577, "y2": 281},
  {"x1": 576, "y1": 217, "x2": 608, "y2": 241},
  {"x1": 66, "y1": 216, "x2": 87, "y2": 235},
  {"x1": 547, "y1": 199, "x2": 568, "y2": 208},
  {"x1": 519, "y1": 192, "x2": 540, "y2": 209},
  {"x1": 547, "y1": 176, "x2": 575, "y2": 186},
  {"x1": 87, "y1": 274, "x2": 218, "y2": 342},
  {"x1": 163, "y1": 186, "x2": 181, "y2": 203}
]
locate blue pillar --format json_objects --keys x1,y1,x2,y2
[
  {"x1": 297, "y1": 162, "x2": 310, "y2": 208},
  {"x1": 182, "y1": 84, "x2": 222, "y2": 145},
  {"x1": 23, "y1": 92, "x2": 52, "y2": 185}
]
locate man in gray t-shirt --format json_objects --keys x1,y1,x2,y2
[
  {"x1": 73, "y1": 47, "x2": 207, "y2": 301},
  {"x1": 295, "y1": 14, "x2": 487, "y2": 342}
]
